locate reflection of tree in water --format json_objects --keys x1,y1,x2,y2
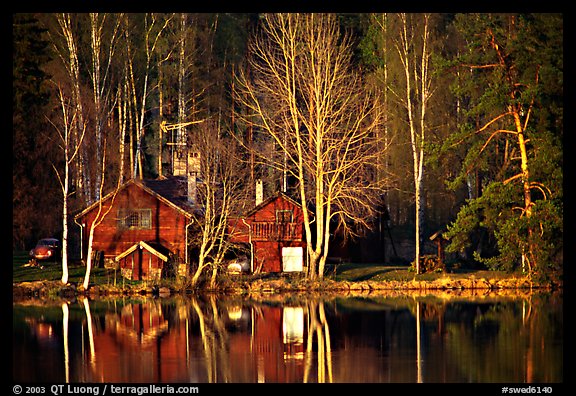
[
  {"x1": 17, "y1": 291, "x2": 563, "y2": 383},
  {"x1": 188, "y1": 296, "x2": 332, "y2": 383},
  {"x1": 303, "y1": 300, "x2": 333, "y2": 383},
  {"x1": 444, "y1": 294, "x2": 562, "y2": 382},
  {"x1": 190, "y1": 295, "x2": 231, "y2": 382}
]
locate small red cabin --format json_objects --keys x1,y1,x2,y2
[
  {"x1": 74, "y1": 177, "x2": 195, "y2": 280},
  {"x1": 228, "y1": 192, "x2": 306, "y2": 273}
]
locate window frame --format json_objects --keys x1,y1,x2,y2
[
  {"x1": 275, "y1": 209, "x2": 293, "y2": 223},
  {"x1": 118, "y1": 208, "x2": 152, "y2": 230}
]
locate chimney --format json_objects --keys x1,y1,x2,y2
[
  {"x1": 187, "y1": 150, "x2": 200, "y2": 204},
  {"x1": 187, "y1": 172, "x2": 197, "y2": 204},
  {"x1": 255, "y1": 179, "x2": 263, "y2": 206}
]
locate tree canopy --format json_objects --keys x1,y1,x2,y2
[{"x1": 13, "y1": 13, "x2": 562, "y2": 279}]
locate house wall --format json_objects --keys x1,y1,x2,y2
[
  {"x1": 229, "y1": 194, "x2": 305, "y2": 273},
  {"x1": 79, "y1": 183, "x2": 190, "y2": 262},
  {"x1": 118, "y1": 249, "x2": 165, "y2": 281},
  {"x1": 253, "y1": 240, "x2": 304, "y2": 273}
]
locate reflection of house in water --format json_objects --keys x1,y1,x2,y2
[
  {"x1": 24, "y1": 318, "x2": 56, "y2": 344},
  {"x1": 85, "y1": 299, "x2": 307, "y2": 382},
  {"x1": 224, "y1": 303, "x2": 305, "y2": 382},
  {"x1": 283, "y1": 307, "x2": 305, "y2": 360},
  {"x1": 252, "y1": 305, "x2": 304, "y2": 382},
  {"x1": 88, "y1": 300, "x2": 189, "y2": 382},
  {"x1": 115, "y1": 303, "x2": 169, "y2": 345}
]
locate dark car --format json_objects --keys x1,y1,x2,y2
[{"x1": 29, "y1": 238, "x2": 61, "y2": 261}]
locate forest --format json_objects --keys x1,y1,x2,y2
[{"x1": 13, "y1": 13, "x2": 563, "y2": 280}]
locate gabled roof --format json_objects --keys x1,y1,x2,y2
[
  {"x1": 114, "y1": 240, "x2": 170, "y2": 262},
  {"x1": 74, "y1": 176, "x2": 197, "y2": 220},
  {"x1": 244, "y1": 191, "x2": 302, "y2": 217},
  {"x1": 142, "y1": 176, "x2": 198, "y2": 215}
]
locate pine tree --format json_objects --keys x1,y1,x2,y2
[{"x1": 444, "y1": 14, "x2": 563, "y2": 278}]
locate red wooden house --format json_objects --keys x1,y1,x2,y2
[
  {"x1": 74, "y1": 177, "x2": 196, "y2": 281},
  {"x1": 228, "y1": 192, "x2": 306, "y2": 273}
]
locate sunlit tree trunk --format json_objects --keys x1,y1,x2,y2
[
  {"x1": 49, "y1": 85, "x2": 86, "y2": 285},
  {"x1": 117, "y1": 81, "x2": 128, "y2": 184},
  {"x1": 52, "y1": 13, "x2": 91, "y2": 205},
  {"x1": 89, "y1": 13, "x2": 120, "y2": 200},
  {"x1": 474, "y1": 22, "x2": 540, "y2": 274},
  {"x1": 374, "y1": 12, "x2": 392, "y2": 220},
  {"x1": 236, "y1": 13, "x2": 384, "y2": 280},
  {"x1": 157, "y1": 64, "x2": 164, "y2": 177},
  {"x1": 82, "y1": 142, "x2": 119, "y2": 290},
  {"x1": 395, "y1": 13, "x2": 433, "y2": 274},
  {"x1": 189, "y1": 121, "x2": 249, "y2": 288},
  {"x1": 133, "y1": 13, "x2": 173, "y2": 179}
]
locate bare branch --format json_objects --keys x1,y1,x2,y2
[{"x1": 503, "y1": 173, "x2": 523, "y2": 185}]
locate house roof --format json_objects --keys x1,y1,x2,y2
[
  {"x1": 114, "y1": 240, "x2": 170, "y2": 262},
  {"x1": 244, "y1": 191, "x2": 302, "y2": 217},
  {"x1": 142, "y1": 176, "x2": 198, "y2": 215},
  {"x1": 74, "y1": 176, "x2": 198, "y2": 220}
]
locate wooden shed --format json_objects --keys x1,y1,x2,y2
[
  {"x1": 74, "y1": 177, "x2": 196, "y2": 280},
  {"x1": 228, "y1": 192, "x2": 306, "y2": 273},
  {"x1": 115, "y1": 241, "x2": 170, "y2": 281}
]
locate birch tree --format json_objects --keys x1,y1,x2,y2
[
  {"x1": 131, "y1": 13, "x2": 173, "y2": 179},
  {"x1": 81, "y1": 138, "x2": 120, "y2": 290},
  {"x1": 188, "y1": 121, "x2": 249, "y2": 288},
  {"x1": 236, "y1": 13, "x2": 384, "y2": 280},
  {"x1": 48, "y1": 13, "x2": 91, "y2": 205},
  {"x1": 88, "y1": 13, "x2": 121, "y2": 200},
  {"x1": 116, "y1": 75, "x2": 129, "y2": 184},
  {"x1": 391, "y1": 13, "x2": 434, "y2": 274},
  {"x1": 48, "y1": 84, "x2": 86, "y2": 284}
]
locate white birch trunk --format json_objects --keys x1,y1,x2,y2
[
  {"x1": 90, "y1": 13, "x2": 103, "y2": 201},
  {"x1": 55, "y1": 13, "x2": 91, "y2": 205},
  {"x1": 396, "y1": 14, "x2": 432, "y2": 274},
  {"x1": 51, "y1": 86, "x2": 86, "y2": 284},
  {"x1": 117, "y1": 82, "x2": 127, "y2": 184},
  {"x1": 61, "y1": 160, "x2": 69, "y2": 284},
  {"x1": 158, "y1": 65, "x2": 163, "y2": 177},
  {"x1": 82, "y1": 226, "x2": 95, "y2": 290},
  {"x1": 133, "y1": 14, "x2": 172, "y2": 179}
]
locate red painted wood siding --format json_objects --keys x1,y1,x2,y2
[
  {"x1": 228, "y1": 194, "x2": 306, "y2": 272},
  {"x1": 79, "y1": 183, "x2": 190, "y2": 261},
  {"x1": 117, "y1": 249, "x2": 166, "y2": 281}
]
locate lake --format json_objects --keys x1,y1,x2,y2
[{"x1": 12, "y1": 289, "x2": 562, "y2": 383}]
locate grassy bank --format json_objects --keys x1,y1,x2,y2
[{"x1": 13, "y1": 251, "x2": 561, "y2": 300}]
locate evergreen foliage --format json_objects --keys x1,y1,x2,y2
[
  {"x1": 442, "y1": 13, "x2": 563, "y2": 276},
  {"x1": 13, "y1": 13, "x2": 563, "y2": 279}
]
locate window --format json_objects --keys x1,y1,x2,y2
[
  {"x1": 118, "y1": 209, "x2": 152, "y2": 230},
  {"x1": 282, "y1": 247, "x2": 303, "y2": 272},
  {"x1": 276, "y1": 209, "x2": 293, "y2": 223}
]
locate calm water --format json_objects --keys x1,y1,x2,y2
[{"x1": 13, "y1": 290, "x2": 562, "y2": 383}]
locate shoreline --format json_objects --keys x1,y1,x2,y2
[{"x1": 12, "y1": 274, "x2": 562, "y2": 303}]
